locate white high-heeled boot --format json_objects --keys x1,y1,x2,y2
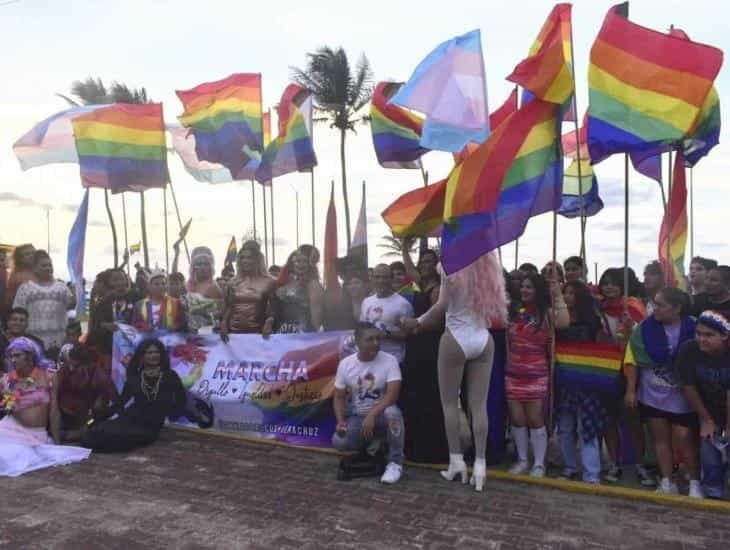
[
  {"x1": 470, "y1": 458, "x2": 487, "y2": 492},
  {"x1": 440, "y1": 453, "x2": 468, "y2": 484}
]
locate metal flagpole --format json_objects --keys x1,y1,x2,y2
[
  {"x1": 140, "y1": 191, "x2": 150, "y2": 269},
  {"x1": 262, "y1": 182, "x2": 269, "y2": 267},
  {"x1": 310, "y1": 168, "x2": 316, "y2": 246},
  {"x1": 163, "y1": 186, "x2": 170, "y2": 273},
  {"x1": 623, "y1": 154, "x2": 630, "y2": 303},
  {"x1": 103, "y1": 189, "x2": 119, "y2": 267},
  {"x1": 168, "y1": 182, "x2": 191, "y2": 263},
  {"x1": 270, "y1": 181, "x2": 276, "y2": 265},
  {"x1": 250, "y1": 180, "x2": 257, "y2": 241},
  {"x1": 514, "y1": 239, "x2": 519, "y2": 271},
  {"x1": 294, "y1": 188, "x2": 300, "y2": 248},
  {"x1": 121, "y1": 193, "x2": 131, "y2": 277},
  {"x1": 666, "y1": 150, "x2": 673, "y2": 286},
  {"x1": 568, "y1": 18, "x2": 586, "y2": 264},
  {"x1": 689, "y1": 167, "x2": 694, "y2": 260}
]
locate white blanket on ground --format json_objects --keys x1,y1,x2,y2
[{"x1": 0, "y1": 415, "x2": 91, "y2": 477}]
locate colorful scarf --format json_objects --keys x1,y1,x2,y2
[
  {"x1": 627, "y1": 314, "x2": 696, "y2": 368},
  {"x1": 601, "y1": 296, "x2": 646, "y2": 323},
  {"x1": 134, "y1": 296, "x2": 185, "y2": 332}
]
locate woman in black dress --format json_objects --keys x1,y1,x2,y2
[
  {"x1": 81, "y1": 339, "x2": 186, "y2": 452},
  {"x1": 400, "y1": 242, "x2": 449, "y2": 463}
]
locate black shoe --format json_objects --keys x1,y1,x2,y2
[{"x1": 194, "y1": 398, "x2": 214, "y2": 429}]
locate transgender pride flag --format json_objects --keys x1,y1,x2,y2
[
  {"x1": 67, "y1": 189, "x2": 89, "y2": 317},
  {"x1": 13, "y1": 105, "x2": 103, "y2": 170}
]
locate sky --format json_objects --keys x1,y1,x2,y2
[{"x1": 0, "y1": 0, "x2": 728, "y2": 282}]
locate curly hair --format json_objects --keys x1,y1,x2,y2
[{"x1": 127, "y1": 338, "x2": 171, "y2": 379}]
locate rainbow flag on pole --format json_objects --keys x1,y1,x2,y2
[
  {"x1": 169, "y1": 126, "x2": 233, "y2": 184},
  {"x1": 658, "y1": 152, "x2": 688, "y2": 289},
  {"x1": 555, "y1": 341, "x2": 624, "y2": 395},
  {"x1": 382, "y1": 179, "x2": 445, "y2": 238},
  {"x1": 558, "y1": 159, "x2": 603, "y2": 219},
  {"x1": 255, "y1": 84, "x2": 317, "y2": 183},
  {"x1": 177, "y1": 73, "x2": 263, "y2": 179},
  {"x1": 440, "y1": 98, "x2": 562, "y2": 274},
  {"x1": 587, "y1": 5, "x2": 723, "y2": 164},
  {"x1": 72, "y1": 103, "x2": 169, "y2": 193},
  {"x1": 370, "y1": 81, "x2": 428, "y2": 169}
]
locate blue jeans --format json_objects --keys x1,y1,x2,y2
[
  {"x1": 332, "y1": 405, "x2": 404, "y2": 465},
  {"x1": 700, "y1": 438, "x2": 728, "y2": 499},
  {"x1": 559, "y1": 410, "x2": 601, "y2": 483}
]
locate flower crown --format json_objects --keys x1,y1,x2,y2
[{"x1": 698, "y1": 310, "x2": 730, "y2": 335}]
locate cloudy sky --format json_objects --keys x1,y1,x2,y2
[{"x1": 0, "y1": 0, "x2": 727, "y2": 281}]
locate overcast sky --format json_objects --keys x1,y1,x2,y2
[{"x1": 0, "y1": 0, "x2": 727, "y2": 281}]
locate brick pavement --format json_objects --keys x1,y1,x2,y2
[{"x1": 1, "y1": 429, "x2": 728, "y2": 550}]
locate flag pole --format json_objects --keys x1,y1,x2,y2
[
  {"x1": 310, "y1": 168, "x2": 316, "y2": 247},
  {"x1": 250, "y1": 180, "x2": 257, "y2": 241},
  {"x1": 262, "y1": 182, "x2": 269, "y2": 267},
  {"x1": 163, "y1": 185, "x2": 170, "y2": 273},
  {"x1": 689, "y1": 167, "x2": 694, "y2": 260},
  {"x1": 514, "y1": 239, "x2": 519, "y2": 271},
  {"x1": 140, "y1": 191, "x2": 150, "y2": 269},
  {"x1": 623, "y1": 154, "x2": 630, "y2": 304},
  {"x1": 568, "y1": 18, "x2": 587, "y2": 264},
  {"x1": 270, "y1": 181, "x2": 276, "y2": 265},
  {"x1": 103, "y1": 189, "x2": 119, "y2": 267},
  {"x1": 121, "y1": 193, "x2": 130, "y2": 277},
  {"x1": 168, "y1": 182, "x2": 191, "y2": 263},
  {"x1": 295, "y1": 188, "x2": 300, "y2": 248},
  {"x1": 666, "y1": 150, "x2": 674, "y2": 286},
  {"x1": 418, "y1": 163, "x2": 429, "y2": 254}
]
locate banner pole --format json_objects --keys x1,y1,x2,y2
[
  {"x1": 623, "y1": 154, "x2": 630, "y2": 305},
  {"x1": 262, "y1": 182, "x2": 269, "y2": 267},
  {"x1": 140, "y1": 191, "x2": 150, "y2": 269},
  {"x1": 163, "y1": 185, "x2": 170, "y2": 273},
  {"x1": 103, "y1": 188, "x2": 119, "y2": 267},
  {"x1": 251, "y1": 180, "x2": 257, "y2": 241},
  {"x1": 270, "y1": 181, "x2": 276, "y2": 265},
  {"x1": 514, "y1": 239, "x2": 519, "y2": 271},
  {"x1": 121, "y1": 192, "x2": 131, "y2": 277},
  {"x1": 689, "y1": 167, "x2": 694, "y2": 260},
  {"x1": 666, "y1": 151, "x2": 674, "y2": 286},
  {"x1": 311, "y1": 168, "x2": 316, "y2": 247},
  {"x1": 168, "y1": 182, "x2": 191, "y2": 263}
]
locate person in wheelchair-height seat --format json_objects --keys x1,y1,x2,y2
[{"x1": 332, "y1": 322, "x2": 404, "y2": 484}]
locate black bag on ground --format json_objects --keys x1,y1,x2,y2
[{"x1": 336, "y1": 449, "x2": 386, "y2": 481}]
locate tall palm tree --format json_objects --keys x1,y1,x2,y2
[
  {"x1": 60, "y1": 78, "x2": 152, "y2": 269},
  {"x1": 291, "y1": 47, "x2": 373, "y2": 249},
  {"x1": 377, "y1": 235, "x2": 417, "y2": 258}
]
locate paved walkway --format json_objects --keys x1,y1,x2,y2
[{"x1": 2, "y1": 429, "x2": 728, "y2": 549}]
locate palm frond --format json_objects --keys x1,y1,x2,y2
[
  {"x1": 70, "y1": 77, "x2": 110, "y2": 105},
  {"x1": 56, "y1": 93, "x2": 79, "y2": 107},
  {"x1": 110, "y1": 82, "x2": 150, "y2": 104}
]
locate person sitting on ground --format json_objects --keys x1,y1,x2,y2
[
  {"x1": 13, "y1": 250, "x2": 75, "y2": 354},
  {"x1": 332, "y1": 322, "x2": 404, "y2": 484},
  {"x1": 80, "y1": 338, "x2": 186, "y2": 453},
  {"x1": 360, "y1": 264, "x2": 414, "y2": 365},
  {"x1": 50, "y1": 343, "x2": 118, "y2": 443},
  {"x1": 132, "y1": 270, "x2": 186, "y2": 333},
  {"x1": 692, "y1": 265, "x2": 730, "y2": 320},
  {"x1": 0, "y1": 337, "x2": 90, "y2": 476},
  {"x1": 5, "y1": 244, "x2": 36, "y2": 309},
  {"x1": 689, "y1": 257, "x2": 718, "y2": 297},
  {"x1": 643, "y1": 261, "x2": 665, "y2": 316},
  {"x1": 678, "y1": 311, "x2": 730, "y2": 499},
  {"x1": 272, "y1": 246, "x2": 324, "y2": 334},
  {"x1": 624, "y1": 287, "x2": 701, "y2": 497}
]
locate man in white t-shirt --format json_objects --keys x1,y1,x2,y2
[
  {"x1": 332, "y1": 322, "x2": 404, "y2": 484},
  {"x1": 359, "y1": 264, "x2": 413, "y2": 364}
]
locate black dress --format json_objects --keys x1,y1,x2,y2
[
  {"x1": 81, "y1": 369, "x2": 186, "y2": 452},
  {"x1": 400, "y1": 286, "x2": 449, "y2": 464}
]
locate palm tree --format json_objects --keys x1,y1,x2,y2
[
  {"x1": 291, "y1": 47, "x2": 373, "y2": 249},
  {"x1": 60, "y1": 78, "x2": 152, "y2": 269},
  {"x1": 377, "y1": 235, "x2": 417, "y2": 258}
]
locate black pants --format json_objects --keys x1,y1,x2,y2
[{"x1": 81, "y1": 417, "x2": 160, "y2": 453}]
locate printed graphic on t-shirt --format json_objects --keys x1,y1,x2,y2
[{"x1": 357, "y1": 371, "x2": 382, "y2": 404}]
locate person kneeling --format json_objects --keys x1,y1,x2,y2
[{"x1": 332, "y1": 322, "x2": 404, "y2": 484}]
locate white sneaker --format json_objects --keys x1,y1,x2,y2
[
  {"x1": 688, "y1": 480, "x2": 705, "y2": 499},
  {"x1": 381, "y1": 462, "x2": 402, "y2": 484},
  {"x1": 656, "y1": 478, "x2": 679, "y2": 495},
  {"x1": 508, "y1": 461, "x2": 530, "y2": 475},
  {"x1": 529, "y1": 464, "x2": 546, "y2": 478}
]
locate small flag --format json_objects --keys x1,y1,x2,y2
[
  {"x1": 349, "y1": 183, "x2": 368, "y2": 266},
  {"x1": 658, "y1": 152, "x2": 688, "y2": 289},
  {"x1": 391, "y1": 29, "x2": 489, "y2": 152},
  {"x1": 67, "y1": 189, "x2": 90, "y2": 316},
  {"x1": 382, "y1": 179, "x2": 446, "y2": 238},
  {"x1": 224, "y1": 236, "x2": 237, "y2": 268},
  {"x1": 129, "y1": 242, "x2": 141, "y2": 254}
]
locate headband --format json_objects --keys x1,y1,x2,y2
[{"x1": 698, "y1": 310, "x2": 730, "y2": 335}]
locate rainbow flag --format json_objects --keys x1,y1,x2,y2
[
  {"x1": 263, "y1": 110, "x2": 272, "y2": 148},
  {"x1": 658, "y1": 152, "x2": 688, "y2": 289},
  {"x1": 381, "y1": 179, "x2": 445, "y2": 238},
  {"x1": 683, "y1": 83, "x2": 721, "y2": 167},
  {"x1": 391, "y1": 29, "x2": 489, "y2": 152},
  {"x1": 555, "y1": 341, "x2": 623, "y2": 395},
  {"x1": 224, "y1": 236, "x2": 237, "y2": 269},
  {"x1": 558, "y1": 159, "x2": 603, "y2": 219},
  {"x1": 13, "y1": 105, "x2": 103, "y2": 170},
  {"x1": 72, "y1": 103, "x2": 169, "y2": 193},
  {"x1": 441, "y1": 98, "x2": 562, "y2": 274},
  {"x1": 176, "y1": 73, "x2": 263, "y2": 179},
  {"x1": 255, "y1": 84, "x2": 317, "y2": 183},
  {"x1": 508, "y1": 3, "x2": 574, "y2": 106},
  {"x1": 370, "y1": 81, "x2": 428, "y2": 169},
  {"x1": 587, "y1": 5, "x2": 723, "y2": 164}
]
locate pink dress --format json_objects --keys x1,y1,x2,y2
[{"x1": 506, "y1": 310, "x2": 551, "y2": 401}]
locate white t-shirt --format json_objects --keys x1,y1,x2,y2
[
  {"x1": 13, "y1": 280, "x2": 74, "y2": 349},
  {"x1": 334, "y1": 351, "x2": 402, "y2": 416},
  {"x1": 360, "y1": 293, "x2": 414, "y2": 363}
]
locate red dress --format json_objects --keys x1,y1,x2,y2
[{"x1": 506, "y1": 309, "x2": 551, "y2": 401}]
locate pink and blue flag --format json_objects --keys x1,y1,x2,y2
[
  {"x1": 390, "y1": 29, "x2": 489, "y2": 152},
  {"x1": 67, "y1": 189, "x2": 89, "y2": 316}
]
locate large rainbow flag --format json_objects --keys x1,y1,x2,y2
[
  {"x1": 555, "y1": 341, "x2": 624, "y2": 395},
  {"x1": 381, "y1": 179, "x2": 446, "y2": 238},
  {"x1": 370, "y1": 81, "x2": 428, "y2": 169},
  {"x1": 508, "y1": 3, "x2": 574, "y2": 106},
  {"x1": 441, "y1": 98, "x2": 562, "y2": 274},
  {"x1": 72, "y1": 103, "x2": 168, "y2": 193},
  {"x1": 176, "y1": 73, "x2": 263, "y2": 179},
  {"x1": 658, "y1": 152, "x2": 688, "y2": 289},
  {"x1": 255, "y1": 84, "x2": 317, "y2": 183},
  {"x1": 587, "y1": 5, "x2": 723, "y2": 164}
]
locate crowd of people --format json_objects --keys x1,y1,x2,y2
[{"x1": 0, "y1": 240, "x2": 728, "y2": 502}]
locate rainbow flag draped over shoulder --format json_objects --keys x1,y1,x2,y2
[
  {"x1": 255, "y1": 84, "x2": 317, "y2": 183},
  {"x1": 370, "y1": 81, "x2": 429, "y2": 169},
  {"x1": 72, "y1": 103, "x2": 169, "y2": 193},
  {"x1": 587, "y1": 5, "x2": 723, "y2": 164},
  {"x1": 441, "y1": 98, "x2": 562, "y2": 274},
  {"x1": 381, "y1": 179, "x2": 445, "y2": 238},
  {"x1": 177, "y1": 73, "x2": 263, "y2": 179},
  {"x1": 133, "y1": 296, "x2": 185, "y2": 332},
  {"x1": 658, "y1": 152, "x2": 688, "y2": 289},
  {"x1": 508, "y1": 3, "x2": 574, "y2": 106},
  {"x1": 555, "y1": 341, "x2": 623, "y2": 395}
]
